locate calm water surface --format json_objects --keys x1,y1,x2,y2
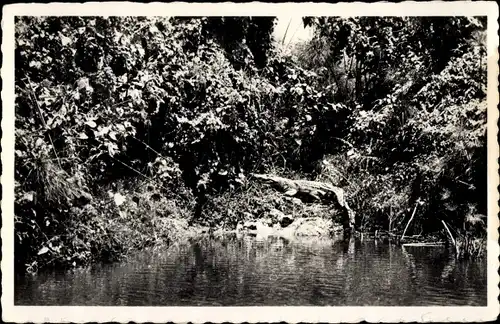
[{"x1": 15, "y1": 235, "x2": 487, "y2": 306}]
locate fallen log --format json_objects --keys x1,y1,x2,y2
[{"x1": 402, "y1": 242, "x2": 445, "y2": 247}]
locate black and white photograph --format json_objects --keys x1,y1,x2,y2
[{"x1": 2, "y1": 2, "x2": 499, "y2": 323}]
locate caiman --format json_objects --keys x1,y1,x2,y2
[{"x1": 251, "y1": 173, "x2": 356, "y2": 232}]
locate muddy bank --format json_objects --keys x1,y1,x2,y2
[
  {"x1": 205, "y1": 207, "x2": 344, "y2": 240},
  {"x1": 236, "y1": 217, "x2": 343, "y2": 239}
]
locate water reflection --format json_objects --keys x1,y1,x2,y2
[{"x1": 15, "y1": 236, "x2": 487, "y2": 306}]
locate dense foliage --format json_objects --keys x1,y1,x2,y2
[
  {"x1": 14, "y1": 15, "x2": 488, "y2": 273},
  {"x1": 298, "y1": 16, "x2": 487, "y2": 254}
]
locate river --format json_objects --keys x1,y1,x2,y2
[{"x1": 15, "y1": 235, "x2": 487, "y2": 306}]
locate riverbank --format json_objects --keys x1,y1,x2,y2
[
  {"x1": 17, "y1": 173, "x2": 354, "y2": 274},
  {"x1": 16, "y1": 170, "x2": 487, "y2": 275}
]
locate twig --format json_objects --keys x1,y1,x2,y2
[
  {"x1": 131, "y1": 136, "x2": 164, "y2": 157},
  {"x1": 401, "y1": 204, "x2": 418, "y2": 240},
  {"x1": 441, "y1": 220, "x2": 459, "y2": 255},
  {"x1": 110, "y1": 99, "x2": 133, "y2": 109},
  {"x1": 389, "y1": 206, "x2": 392, "y2": 232},
  {"x1": 286, "y1": 22, "x2": 302, "y2": 48},
  {"x1": 129, "y1": 23, "x2": 149, "y2": 39},
  {"x1": 282, "y1": 18, "x2": 292, "y2": 46},
  {"x1": 109, "y1": 155, "x2": 183, "y2": 201},
  {"x1": 32, "y1": 219, "x2": 50, "y2": 243},
  {"x1": 455, "y1": 178, "x2": 474, "y2": 188},
  {"x1": 332, "y1": 137, "x2": 354, "y2": 148},
  {"x1": 24, "y1": 77, "x2": 65, "y2": 171}
]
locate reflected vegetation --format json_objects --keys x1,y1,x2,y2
[{"x1": 16, "y1": 236, "x2": 486, "y2": 306}]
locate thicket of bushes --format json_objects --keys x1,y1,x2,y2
[
  {"x1": 14, "y1": 16, "x2": 487, "y2": 273},
  {"x1": 295, "y1": 16, "x2": 487, "y2": 254}
]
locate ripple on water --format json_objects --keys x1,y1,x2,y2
[{"x1": 15, "y1": 236, "x2": 487, "y2": 306}]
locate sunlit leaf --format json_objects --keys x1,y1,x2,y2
[
  {"x1": 77, "y1": 77, "x2": 90, "y2": 90},
  {"x1": 37, "y1": 246, "x2": 50, "y2": 255},
  {"x1": 35, "y1": 138, "x2": 44, "y2": 147},
  {"x1": 29, "y1": 61, "x2": 42, "y2": 69},
  {"x1": 113, "y1": 193, "x2": 126, "y2": 207},
  {"x1": 109, "y1": 131, "x2": 117, "y2": 141},
  {"x1": 85, "y1": 120, "x2": 97, "y2": 128}
]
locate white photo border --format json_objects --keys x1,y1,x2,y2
[{"x1": 2, "y1": 2, "x2": 499, "y2": 323}]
